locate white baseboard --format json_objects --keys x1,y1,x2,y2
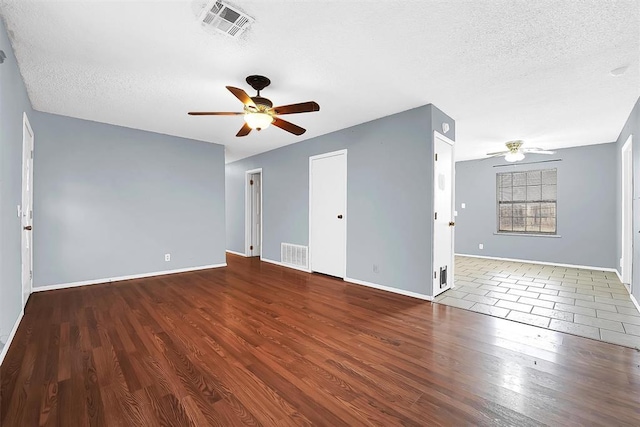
[
  {"x1": 0, "y1": 308, "x2": 25, "y2": 367},
  {"x1": 631, "y1": 294, "x2": 640, "y2": 315},
  {"x1": 344, "y1": 277, "x2": 432, "y2": 301},
  {"x1": 456, "y1": 253, "x2": 618, "y2": 274},
  {"x1": 226, "y1": 250, "x2": 247, "y2": 257},
  {"x1": 615, "y1": 269, "x2": 624, "y2": 284},
  {"x1": 32, "y1": 263, "x2": 227, "y2": 292},
  {"x1": 260, "y1": 257, "x2": 311, "y2": 273},
  {"x1": 260, "y1": 258, "x2": 432, "y2": 301}
]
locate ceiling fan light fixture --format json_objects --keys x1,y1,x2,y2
[
  {"x1": 505, "y1": 151, "x2": 525, "y2": 162},
  {"x1": 244, "y1": 112, "x2": 273, "y2": 130}
]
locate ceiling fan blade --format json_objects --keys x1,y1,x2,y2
[
  {"x1": 188, "y1": 112, "x2": 243, "y2": 115},
  {"x1": 272, "y1": 101, "x2": 320, "y2": 115},
  {"x1": 523, "y1": 149, "x2": 555, "y2": 154},
  {"x1": 485, "y1": 153, "x2": 509, "y2": 159},
  {"x1": 236, "y1": 123, "x2": 252, "y2": 137},
  {"x1": 226, "y1": 86, "x2": 256, "y2": 108},
  {"x1": 272, "y1": 117, "x2": 306, "y2": 135},
  {"x1": 486, "y1": 150, "x2": 509, "y2": 156}
]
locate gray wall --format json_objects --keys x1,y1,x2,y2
[
  {"x1": 455, "y1": 143, "x2": 617, "y2": 269},
  {"x1": 0, "y1": 18, "x2": 34, "y2": 345},
  {"x1": 31, "y1": 111, "x2": 226, "y2": 287},
  {"x1": 226, "y1": 104, "x2": 455, "y2": 296},
  {"x1": 615, "y1": 96, "x2": 640, "y2": 304}
]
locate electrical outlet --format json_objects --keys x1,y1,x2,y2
[
  {"x1": 479, "y1": 244, "x2": 484, "y2": 250},
  {"x1": 164, "y1": 253, "x2": 171, "y2": 262},
  {"x1": 373, "y1": 264, "x2": 379, "y2": 273}
]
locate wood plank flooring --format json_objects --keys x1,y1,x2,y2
[{"x1": 2, "y1": 254, "x2": 640, "y2": 426}]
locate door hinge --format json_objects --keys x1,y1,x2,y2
[
  {"x1": 435, "y1": 153, "x2": 438, "y2": 161},
  {"x1": 434, "y1": 212, "x2": 437, "y2": 220},
  {"x1": 434, "y1": 271, "x2": 437, "y2": 279},
  {"x1": 250, "y1": 245, "x2": 253, "y2": 250},
  {"x1": 30, "y1": 150, "x2": 34, "y2": 159},
  {"x1": 30, "y1": 270, "x2": 33, "y2": 279},
  {"x1": 250, "y1": 180, "x2": 254, "y2": 185}
]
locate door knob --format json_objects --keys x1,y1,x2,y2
[
  {"x1": 24, "y1": 225, "x2": 32, "y2": 231},
  {"x1": 337, "y1": 214, "x2": 343, "y2": 219},
  {"x1": 448, "y1": 222, "x2": 455, "y2": 227}
]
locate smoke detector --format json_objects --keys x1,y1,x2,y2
[{"x1": 198, "y1": 0, "x2": 254, "y2": 38}]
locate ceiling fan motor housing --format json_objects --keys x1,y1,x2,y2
[
  {"x1": 251, "y1": 96, "x2": 273, "y2": 110},
  {"x1": 506, "y1": 140, "x2": 523, "y2": 152}
]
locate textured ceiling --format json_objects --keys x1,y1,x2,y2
[{"x1": 1, "y1": 0, "x2": 639, "y2": 162}]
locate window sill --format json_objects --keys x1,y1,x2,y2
[{"x1": 494, "y1": 232, "x2": 561, "y2": 238}]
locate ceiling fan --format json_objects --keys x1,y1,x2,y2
[
  {"x1": 487, "y1": 140, "x2": 555, "y2": 162},
  {"x1": 188, "y1": 75, "x2": 320, "y2": 137}
]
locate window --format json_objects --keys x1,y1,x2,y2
[{"x1": 497, "y1": 168, "x2": 557, "y2": 234}]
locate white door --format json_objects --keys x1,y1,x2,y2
[
  {"x1": 433, "y1": 132, "x2": 455, "y2": 296},
  {"x1": 250, "y1": 173, "x2": 261, "y2": 257},
  {"x1": 21, "y1": 113, "x2": 34, "y2": 309},
  {"x1": 310, "y1": 150, "x2": 347, "y2": 278},
  {"x1": 621, "y1": 136, "x2": 633, "y2": 286}
]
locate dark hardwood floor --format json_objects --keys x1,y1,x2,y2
[{"x1": 2, "y1": 254, "x2": 640, "y2": 426}]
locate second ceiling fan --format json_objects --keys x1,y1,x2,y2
[
  {"x1": 487, "y1": 140, "x2": 555, "y2": 162},
  {"x1": 188, "y1": 75, "x2": 320, "y2": 137}
]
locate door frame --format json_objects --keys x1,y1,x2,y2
[
  {"x1": 308, "y1": 149, "x2": 348, "y2": 277},
  {"x1": 432, "y1": 130, "x2": 455, "y2": 297},
  {"x1": 244, "y1": 168, "x2": 263, "y2": 258},
  {"x1": 21, "y1": 112, "x2": 34, "y2": 310},
  {"x1": 621, "y1": 135, "x2": 633, "y2": 288}
]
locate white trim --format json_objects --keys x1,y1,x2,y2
[
  {"x1": 308, "y1": 149, "x2": 349, "y2": 161},
  {"x1": 32, "y1": 263, "x2": 227, "y2": 292},
  {"x1": 493, "y1": 232, "x2": 562, "y2": 238},
  {"x1": 344, "y1": 277, "x2": 433, "y2": 301},
  {"x1": 0, "y1": 309, "x2": 25, "y2": 367},
  {"x1": 615, "y1": 269, "x2": 624, "y2": 284},
  {"x1": 621, "y1": 135, "x2": 633, "y2": 285},
  {"x1": 631, "y1": 294, "x2": 640, "y2": 315},
  {"x1": 245, "y1": 168, "x2": 263, "y2": 257},
  {"x1": 226, "y1": 249, "x2": 247, "y2": 257},
  {"x1": 456, "y1": 253, "x2": 618, "y2": 273},
  {"x1": 260, "y1": 257, "x2": 311, "y2": 273},
  {"x1": 432, "y1": 131, "x2": 455, "y2": 297},
  {"x1": 308, "y1": 149, "x2": 348, "y2": 278},
  {"x1": 21, "y1": 112, "x2": 34, "y2": 309}
]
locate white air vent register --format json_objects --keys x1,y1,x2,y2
[
  {"x1": 198, "y1": 0, "x2": 254, "y2": 38},
  {"x1": 281, "y1": 243, "x2": 308, "y2": 270}
]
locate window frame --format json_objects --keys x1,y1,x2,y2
[{"x1": 495, "y1": 168, "x2": 557, "y2": 236}]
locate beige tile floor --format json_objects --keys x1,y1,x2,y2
[{"x1": 435, "y1": 256, "x2": 640, "y2": 349}]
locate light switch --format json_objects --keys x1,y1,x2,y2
[{"x1": 461, "y1": 203, "x2": 466, "y2": 209}]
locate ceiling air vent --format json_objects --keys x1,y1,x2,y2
[{"x1": 198, "y1": 0, "x2": 254, "y2": 38}]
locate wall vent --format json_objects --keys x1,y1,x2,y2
[
  {"x1": 281, "y1": 243, "x2": 308, "y2": 269},
  {"x1": 198, "y1": 0, "x2": 254, "y2": 38}
]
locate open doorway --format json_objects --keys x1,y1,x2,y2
[
  {"x1": 245, "y1": 168, "x2": 262, "y2": 257},
  {"x1": 621, "y1": 135, "x2": 633, "y2": 291}
]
